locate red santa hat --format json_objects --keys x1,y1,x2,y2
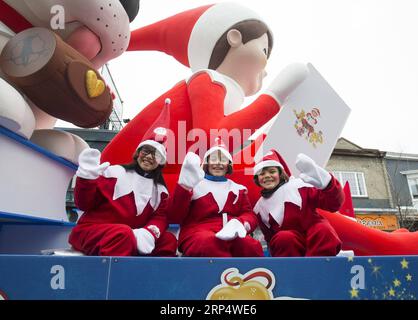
[
  {"x1": 253, "y1": 149, "x2": 291, "y2": 176},
  {"x1": 128, "y1": 2, "x2": 268, "y2": 72},
  {"x1": 203, "y1": 137, "x2": 233, "y2": 164},
  {"x1": 137, "y1": 98, "x2": 171, "y2": 164}
]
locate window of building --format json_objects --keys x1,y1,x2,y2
[
  {"x1": 407, "y1": 175, "x2": 418, "y2": 208},
  {"x1": 407, "y1": 177, "x2": 418, "y2": 200},
  {"x1": 70, "y1": 175, "x2": 77, "y2": 189},
  {"x1": 400, "y1": 170, "x2": 418, "y2": 210},
  {"x1": 66, "y1": 176, "x2": 77, "y2": 204},
  {"x1": 332, "y1": 171, "x2": 368, "y2": 197}
]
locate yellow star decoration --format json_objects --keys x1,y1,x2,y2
[
  {"x1": 406, "y1": 274, "x2": 413, "y2": 281},
  {"x1": 347, "y1": 256, "x2": 354, "y2": 262},
  {"x1": 388, "y1": 288, "x2": 396, "y2": 297},
  {"x1": 368, "y1": 258, "x2": 373, "y2": 264},
  {"x1": 393, "y1": 279, "x2": 401, "y2": 287},
  {"x1": 400, "y1": 258, "x2": 409, "y2": 269},
  {"x1": 350, "y1": 288, "x2": 359, "y2": 298}
]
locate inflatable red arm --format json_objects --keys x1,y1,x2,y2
[
  {"x1": 188, "y1": 73, "x2": 280, "y2": 133},
  {"x1": 219, "y1": 94, "x2": 280, "y2": 133}
]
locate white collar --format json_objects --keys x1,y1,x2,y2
[
  {"x1": 192, "y1": 178, "x2": 247, "y2": 213},
  {"x1": 254, "y1": 177, "x2": 312, "y2": 227},
  {"x1": 103, "y1": 165, "x2": 168, "y2": 215},
  {"x1": 187, "y1": 69, "x2": 245, "y2": 116}
]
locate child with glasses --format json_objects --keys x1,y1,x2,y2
[{"x1": 68, "y1": 134, "x2": 177, "y2": 257}]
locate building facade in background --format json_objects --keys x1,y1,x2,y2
[
  {"x1": 326, "y1": 138, "x2": 398, "y2": 230},
  {"x1": 327, "y1": 138, "x2": 418, "y2": 231},
  {"x1": 385, "y1": 152, "x2": 418, "y2": 230}
]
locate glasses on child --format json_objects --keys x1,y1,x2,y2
[{"x1": 139, "y1": 147, "x2": 163, "y2": 164}]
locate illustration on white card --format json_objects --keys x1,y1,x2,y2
[{"x1": 255, "y1": 63, "x2": 351, "y2": 176}]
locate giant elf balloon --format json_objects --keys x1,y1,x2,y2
[
  {"x1": 101, "y1": 2, "x2": 308, "y2": 172},
  {"x1": 104, "y1": 2, "x2": 418, "y2": 256}
]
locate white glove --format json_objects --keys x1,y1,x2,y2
[
  {"x1": 179, "y1": 152, "x2": 205, "y2": 189},
  {"x1": 133, "y1": 228, "x2": 156, "y2": 255},
  {"x1": 265, "y1": 63, "x2": 309, "y2": 104},
  {"x1": 76, "y1": 148, "x2": 110, "y2": 180},
  {"x1": 216, "y1": 219, "x2": 247, "y2": 241},
  {"x1": 295, "y1": 153, "x2": 331, "y2": 190},
  {"x1": 336, "y1": 250, "x2": 355, "y2": 258}
]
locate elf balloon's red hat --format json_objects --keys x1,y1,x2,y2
[
  {"x1": 137, "y1": 98, "x2": 171, "y2": 164},
  {"x1": 253, "y1": 149, "x2": 291, "y2": 176},
  {"x1": 203, "y1": 137, "x2": 233, "y2": 164},
  {"x1": 128, "y1": 2, "x2": 269, "y2": 72}
]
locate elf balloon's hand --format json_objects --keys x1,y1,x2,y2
[
  {"x1": 295, "y1": 153, "x2": 331, "y2": 190},
  {"x1": 216, "y1": 219, "x2": 247, "y2": 241},
  {"x1": 76, "y1": 148, "x2": 110, "y2": 179},
  {"x1": 179, "y1": 152, "x2": 205, "y2": 190},
  {"x1": 266, "y1": 63, "x2": 309, "y2": 105}
]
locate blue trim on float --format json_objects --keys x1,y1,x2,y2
[
  {"x1": 0, "y1": 211, "x2": 75, "y2": 226},
  {"x1": 1, "y1": 255, "x2": 418, "y2": 300},
  {"x1": 0, "y1": 125, "x2": 78, "y2": 170}
]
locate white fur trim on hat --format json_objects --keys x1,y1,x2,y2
[
  {"x1": 253, "y1": 160, "x2": 283, "y2": 176},
  {"x1": 188, "y1": 2, "x2": 266, "y2": 72},
  {"x1": 203, "y1": 146, "x2": 233, "y2": 163},
  {"x1": 137, "y1": 140, "x2": 166, "y2": 164}
]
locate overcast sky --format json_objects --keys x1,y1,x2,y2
[{"x1": 82, "y1": 0, "x2": 418, "y2": 154}]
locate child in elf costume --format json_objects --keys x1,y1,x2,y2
[
  {"x1": 169, "y1": 138, "x2": 263, "y2": 257},
  {"x1": 69, "y1": 101, "x2": 177, "y2": 257},
  {"x1": 253, "y1": 150, "x2": 344, "y2": 257}
]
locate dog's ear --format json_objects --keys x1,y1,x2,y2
[{"x1": 119, "y1": 0, "x2": 140, "y2": 22}]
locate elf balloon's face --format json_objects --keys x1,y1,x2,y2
[
  {"x1": 257, "y1": 166, "x2": 280, "y2": 190},
  {"x1": 217, "y1": 31, "x2": 269, "y2": 96}
]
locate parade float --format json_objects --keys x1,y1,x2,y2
[{"x1": 0, "y1": 1, "x2": 417, "y2": 300}]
